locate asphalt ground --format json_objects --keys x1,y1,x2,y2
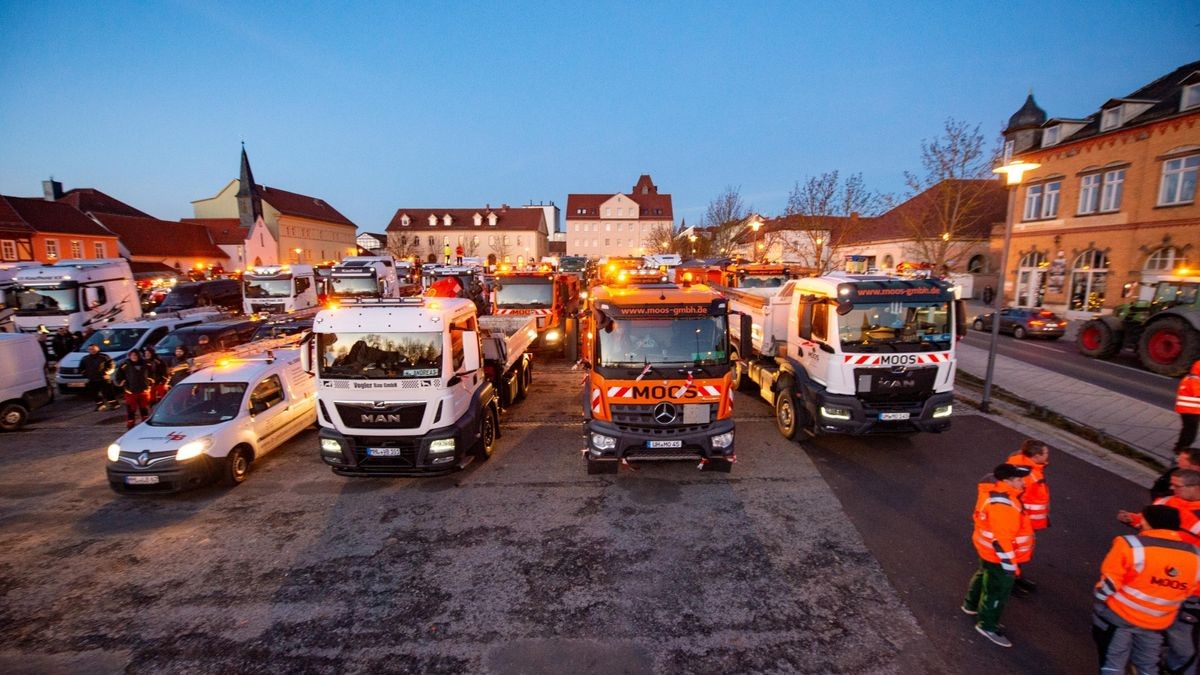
[{"x1": 0, "y1": 362, "x2": 945, "y2": 674}]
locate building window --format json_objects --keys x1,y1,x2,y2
[
  {"x1": 1078, "y1": 174, "x2": 1101, "y2": 214},
  {"x1": 1100, "y1": 107, "x2": 1122, "y2": 131},
  {"x1": 967, "y1": 255, "x2": 985, "y2": 273},
  {"x1": 489, "y1": 235, "x2": 496, "y2": 245},
  {"x1": 1022, "y1": 185, "x2": 1042, "y2": 221},
  {"x1": 1, "y1": 240, "x2": 16, "y2": 261},
  {"x1": 1145, "y1": 247, "x2": 1188, "y2": 272},
  {"x1": 1100, "y1": 169, "x2": 1125, "y2": 212},
  {"x1": 503, "y1": 235, "x2": 510, "y2": 246},
  {"x1": 516, "y1": 236, "x2": 522, "y2": 246},
  {"x1": 472, "y1": 235, "x2": 479, "y2": 247},
  {"x1": 1041, "y1": 181, "x2": 1061, "y2": 218},
  {"x1": 1159, "y1": 155, "x2": 1199, "y2": 206},
  {"x1": 1016, "y1": 251, "x2": 1048, "y2": 307},
  {"x1": 428, "y1": 215, "x2": 438, "y2": 226},
  {"x1": 93, "y1": 242, "x2": 106, "y2": 258},
  {"x1": 70, "y1": 241, "x2": 82, "y2": 258},
  {"x1": 1069, "y1": 249, "x2": 1109, "y2": 312},
  {"x1": 1042, "y1": 126, "x2": 1060, "y2": 147},
  {"x1": 45, "y1": 239, "x2": 58, "y2": 259},
  {"x1": 428, "y1": 236, "x2": 435, "y2": 247},
  {"x1": 1182, "y1": 83, "x2": 1200, "y2": 111},
  {"x1": 443, "y1": 215, "x2": 452, "y2": 226},
  {"x1": 401, "y1": 215, "x2": 410, "y2": 227}
]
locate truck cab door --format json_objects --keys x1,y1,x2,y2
[{"x1": 796, "y1": 298, "x2": 825, "y2": 382}]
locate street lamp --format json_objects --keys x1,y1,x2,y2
[
  {"x1": 688, "y1": 234, "x2": 697, "y2": 258},
  {"x1": 980, "y1": 159, "x2": 1040, "y2": 413},
  {"x1": 293, "y1": 247, "x2": 303, "y2": 263},
  {"x1": 750, "y1": 217, "x2": 762, "y2": 261},
  {"x1": 815, "y1": 236, "x2": 824, "y2": 271}
]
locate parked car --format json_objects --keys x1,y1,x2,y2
[
  {"x1": 250, "y1": 317, "x2": 313, "y2": 341},
  {"x1": 154, "y1": 279, "x2": 242, "y2": 314},
  {"x1": 155, "y1": 319, "x2": 260, "y2": 382},
  {"x1": 972, "y1": 307, "x2": 1068, "y2": 340},
  {"x1": 0, "y1": 333, "x2": 52, "y2": 431}
]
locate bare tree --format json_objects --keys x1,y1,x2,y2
[
  {"x1": 387, "y1": 233, "x2": 422, "y2": 263},
  {"x1": 645, "y1": 222, "x2": 678, "y2": 254},
  {"x1": 702, "y1": 186, "x2": 750, "y2": 257},
  {"x1": 900, "y1": 118, "x2": 1001, "y2": 272},
  {"x1": 782, "y1": 171, "x2": 883, "y2": 273},
  {"x1": 465, "y1": 235, "x2": 480, "y2": 257}
]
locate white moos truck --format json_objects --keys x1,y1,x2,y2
[
  {"x1": 11, "y1": 259, "x2": 141, "y2": 333},
  {"x1": 0, "y1": 262, "x2": 42, "y2": 332},
  {"x1": 307, "y1": 296, "x2": 535, "y2": 475},
  {"x1": 728, "y1": 272, "x2": 966, "y2": 439},
  {"x1": 327, "y1": 255, "x2": 401, "y2": 301},
  {"x1": 242, "y1": 264, "x2": 319, "y2": 315},
  {"x1": 105, "y1": 336, "x2": 317, "y2": 493}
]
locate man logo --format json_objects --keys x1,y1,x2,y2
[{"x1": 653, "y1": 402, "x2": 677, "y2": 425}]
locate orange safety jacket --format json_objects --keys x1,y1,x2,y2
[
  {"x1": 1129, "y1": 496, "x2": 1200, "y2": 547},
  {"x1": 1007, "y1": 452, "x2": 1050, "y2": 531},
  {"x1": 1095, "y1": 529, "x2": 1200, "y2": 630},
  {"x1": 1177, "y1": 362, "x2": 1200, "y2": 415},
  {"x1": 973, "y1": 480, "x2": 1028, "y2": 573}
]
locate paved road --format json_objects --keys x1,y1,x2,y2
[{"x1": 961, "y1": 328, "x2": 1175, "y2": 410}]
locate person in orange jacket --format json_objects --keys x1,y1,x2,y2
[
  {"x1": 1006, "y1": 439, "x2": 1050, "y2": 595},
  {"x1": 1177, "y1": 360, "x2": 1200, "y2": 452},
  {"x1": 1094, "y1": 504, "x2": 1200, "y2": 674},
  {"x1": 962, "y1": 463, "x2": 1032, "y2": 648}
]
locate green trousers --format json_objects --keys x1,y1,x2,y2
[{"x1": 964, "y1": 558, "x2": 1015, "y2": 631}]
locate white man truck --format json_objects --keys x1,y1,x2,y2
[
  {"x1": 1, "y1": 262, "x2": 41, "y2": 332},
  {"x1": 327, "y1": 255, "x2": 401, "y2": 301},
  {"x1": 242, "y1": 264, "x2": 319, "y2": 315},
  {"x1": 306, "y1": 296, "x2": 535, "y2": 475},
  {"x1": 728, "y1": 272, "x2": 965, "y2": 439},
  {"x1": 11, "y1": 259, "x2": 140, "y2": 333}
]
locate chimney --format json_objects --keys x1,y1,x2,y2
[{"x1": 43, "y1": 178, "x2": 63, "y2": 201}]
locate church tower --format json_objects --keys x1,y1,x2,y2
[{"x1": 236, "y1": 144, "x2": 263, "y2": 230}]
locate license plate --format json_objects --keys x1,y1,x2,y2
[
  {"x1": 66, "y1": 382, "x2": 86, "y2": 388},
  {"x1": 682, "y1": 404, "x2": 710, "y2": 424},
  {"x1": 125, "y1": 475, "x2": 159, "y2": 485},
  {"x1": 367, "y1": 447, "x2": 403, "y2": 457},
  {"x1": 879, "y1": 412, "x2": 910, "y2": 421},
  {"x1": 646, "y1": 440, "x2": 683, "y2": 449}
]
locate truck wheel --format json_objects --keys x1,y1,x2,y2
[
  {"x1": 220, "y1": 447, "x2": 251, "y2": 486},
  {"x1": 515, "y1": 362, "x2": 528, "y2": 402},
  {"x1": 474, "y1": 407, "x2": 497, "y2": 461},
  {"x1": 0, "y1": 402, "x2": 29, "y2": 431},
  {"x1": 775, "y1": 390, "x2": 799, "y2": 441},
  {"x1": 1138, "y1": 317, "x2": 1200, "y2": 377},
  {"x1": 1076, "y1": 320, "x2": 1122, "y2": 359}
]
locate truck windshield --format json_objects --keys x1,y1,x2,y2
[
  {"x1": 739, "y1": 275, "x2": 788, "y2": 288},
  {"x1": 495, "y1": 279, "x2": 553, "y2": 308},
  {"x1": 243, "y1": 277, "x2": 292, "y2": 298},
  {"x1": 560, "y1": 257, "x2": 587, "y2": 272},
  {"x1": 148, "y1": 382, "x2": 247, "y2": 426},
  {"x1": 839, "y1": 301, "x2": 953, "y2": 351},
  {"x1": 81, "y1": 327, "x2": 147, "y2": 353},
  {"x1": 318, "y1": 332, "x2": 442, "y2": 379},
  {"x1": 14, "y1": 284, "x2": 79, "y2": 315},
  {"x1": 598, "y1": 316, "x2": 728, "y2": 367},
  {"x1": 329, "y1": 275, "x2": 379, "y2": 297}
]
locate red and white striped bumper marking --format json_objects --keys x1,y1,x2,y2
[
  {"x1": 842, "y1": 352, "x2": 952, "y2": 365},
  {"x1": 591, "y1": 387, "x2": 602, "y2": 414}
]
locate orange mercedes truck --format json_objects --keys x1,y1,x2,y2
[{"x1": 580, "y1": 273, "x2": 744, "y2": 474}]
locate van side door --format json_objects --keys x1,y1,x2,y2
[{"x1": 248, "y1": 374, "x2": 289, "y2": 453}]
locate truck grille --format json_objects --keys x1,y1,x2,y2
[
  {"x1": 610, "y1": 403, "x2": 716, "y2": 436},
  {"x1": 352, "y1": 438, "x2": 420, "y2": 468},
  {"x1": 336, "y1": 402, "x2": 426, "y2": 429},
  {"x1": 853, "y1": 367, "x2": 937, "y2": 404}
]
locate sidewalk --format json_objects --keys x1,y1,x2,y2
[{"x1": 954, "y1": 300, "x2": 1179, "y2": 463}]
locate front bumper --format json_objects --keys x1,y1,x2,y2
[
  {"x1": 318, "y1": 406, "x2": 482, "y2": 476},
  {"x1": 106, "y1": 455, "x2": 216, "y2": 494},
  {"x1": 808, "y1": 389, "x2": 954, "y2": 435},
  {"x1": 584, "y1": 417, "x2": 735, "y2": 466}
]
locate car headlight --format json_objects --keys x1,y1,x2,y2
[
  {"x1": 820, "y1": 405, "x2": 852, "y2": 420},
  {"x1": 591, "y1": 433, "x2": 616, "y2": 450},
  {"x1": 544, "y1": 329, "x2": 561, "y2": 343},
  {"x1": 320, "y1": 437, "x2": 343, "y2": 454},
  {"x1": 429, "y1": 438, "x2": 456, "y2": 454},
  {"x1": 107, "y1": 443, "x2": 121, "y2": 462},
  {"x1": 933, "y1": 404, "x2": 953, "y2": 418},
  {"x1": 175, "y1": 436, "x2": 213, "y2": 461},
  {"x1": 711, "y1": 431, "x2": 734, "y2": 449}
]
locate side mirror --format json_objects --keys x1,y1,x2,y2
[
  {"x1": 738, "y1": 313, "x2": 753, "y2": 359},
  {"x1": 299, "y1": 333, "x2": 314, "y2": 374},
  {"x1": 462, "y1": 330, "x2": 481, "y2": 372},
  {"x1": 836, "y1": 299, "x2": 853, "y2": 316},
  {"x1": 954, "y1": 299, "x2": 967, "y2": 340},
  {"x1": 817, "y1": 341, "x2": 835, "y2": 354}
]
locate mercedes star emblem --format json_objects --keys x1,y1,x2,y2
[{"x1": 653, "y1": 402, "x2": 677, "y2": 425}]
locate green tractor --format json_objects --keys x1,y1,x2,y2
[{"x1": 1076, "y1": 275, "x2": 1200, "y2": 376}]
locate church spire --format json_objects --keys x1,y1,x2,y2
[{"x1": 237, "y1": 143, "x2": 263, "y2": 229}]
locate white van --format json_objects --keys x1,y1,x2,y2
[
  {"x1": 0, "y1": 333, "x2": 52, "y2": 430},
  {"x1": 105, "y1": 340, "x2": 316, "y2": 492}
]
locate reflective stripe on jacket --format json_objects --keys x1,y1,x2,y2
[
  {"x1": 1177, "y1": 372, "x2": 1200, "y2": 415},
  {"x1": 972, "y1": 480, "x2": 1026, "y2": 574},
  {"x1": 1095, "y1": 529, "x2": 1200, "y2": 630},
  {"x1": 1007, "y1": 452, "x2": 1050, "y2": 531}
]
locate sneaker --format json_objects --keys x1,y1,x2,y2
[
  {"x1": 975, "y1": 624, "x2": 1012, "y2": 648},
  {"x1": 1014, "y1": 577, "x2": 1037, "y2": 592},
  {"x1": 960, "y1": 603, "x2": 978, "y2": 616}
]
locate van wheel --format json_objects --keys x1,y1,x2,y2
[
  {"x1": 474, "y1": 407, "x2": 497, "y2": 461},
  {"x1": 775, "y1": 390, "x2": 799, "y2": 441},
  {"x1": 221, "y1": 447, "x2": 251, "y2": 486},
  {"x1": 0, "y1": 403, "x2": 29, "y2": 431}
]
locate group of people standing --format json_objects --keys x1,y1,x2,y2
[{"x1": 77, "y1": 346, "x2": 170, "y2": 428}]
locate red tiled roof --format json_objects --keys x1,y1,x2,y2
[
  {"x1": 254, "y1": 184, "x2": 355, "y2": 228},
  {"x1": 181, "y1": 218, "x2": 249, "y2": 245},
  {"x1": 0, "y1": 195, "x2": 116, "y2": 237},
  {"x1": 862, "y1": 180, "x2": 1006, "y2": 243},
  {"x1": 0, "y1": 198, "x2": 35, "y2": 235},
  {"x1": 93, "y1": 214, "x2": 228, "y2": 259},
  {"x1": 385, "y1": 207, "x2": 545, "y2": 232},
  {"x1": 566, "y1": 192, "x2": 673, "y2": 220},
  {"x1": 58, "y1": 188, "x2": 152, "y2": 218}
]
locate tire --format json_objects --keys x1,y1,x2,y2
[
  {"x1": 732, "y1": 353, "x2": 753, "y2": 392},
  {"x1": 972, "y1": 319, "x2": 985, "y2": 331},
  {"x1": 220, "y1": 446, "x2": 251, "y2": 487},
  {"x1": 474, "y1": 407, "x2": 497, "y2": 461},
  {"x1": 1013, "y1": 325, "x2": 1027, "y2": 339},
  {"x1": 515, "y1": 361, "x2": 528, "y2": 402},
  {"x1": 1076, "y1": 319, "x2": 1122, "y2": 359},
  {"x1": 0, "y1": 402, "x2": 29, "y2": 431},
  {"x1": 775, "y1": 386, "x2": 799, "y2": 441},
  {"x1": 1138, "y1": 317, "x2": 1200, "y2": 377}
]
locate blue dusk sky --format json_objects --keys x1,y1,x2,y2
[{"x1": 0, "y1": 1, "x2": 1195, "y2": 232}]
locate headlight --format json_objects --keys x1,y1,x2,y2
[
  {"x1": 175, "y1": 436, "x2": 213, "y2": 461},
  {"x1": 544, "y1": 329, "x2": 561, "y2": 343},
  {"x1": 107, "y1": 443, "x2": 121, "y2": 462},
  {"x1": 579, "y1": 291, "x2": 588, "y2": 299},
  {"x1": 320, "y1": 438, "x2": 343, "y2": 453},
  {"x1": 933, "y1": 404, "x2": 953, "y2": 418},
  {"x1": 820, "y1": 405, "x2": 852, "y2": 420},
  {"x1": 591, "y1": 433, "x2": 616, "y2": 450},
  {"x1": 429, "y1": 438, "x2": 456, "y2": 454},
  {"x1": 711, "y1": 431, "x2": 734, "y2": 449}
]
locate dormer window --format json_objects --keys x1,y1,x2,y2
[
  {"x1": 442, "y1": 214, "x2": 452, "y2": 226},
  {"x1": 428, "y1": 214, "x2": 437, "y2": 227},
  {"x1": 1183, "y1": 83, "x2": 1200, "y2": 112},
  {"x1": 487, "y1": 212, "x2": 498, "y2": 226},
  {"x1": 473, "y1": 213, "x2": 483, "y2": 226},
  {"x1": 1041, "y1": 126, "x2": 1060, "y2": 147},
  {"x1": 400, "y1": 214, "x2": 410, "y2": 227},
  {"x1": 1101, "y1": 107, "x2": 1122, "y2": 131}
]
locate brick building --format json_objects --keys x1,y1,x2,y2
[
  {"x1": 0, "y1": 187, "x2": 119, "y2": 263},
  {"x1": 385, "y1": 205, "x2": 548, "y2": 265},
  {"x1": 1000, "y1": 60, "x2": 1200, "y2": 317},
  {"x1": 566, "y1": 175, "x2": 674, "y2": 258}
]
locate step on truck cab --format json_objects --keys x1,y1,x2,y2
[
  {"x1": 491, "y1": 264, "x2": 580, "y2": 350},
  {"x1": 581, "y1": 272, "x2": 739, "y2": 474},
  {"x1": 242, "y1": 264, "x2": 318, "y2": 315},
  {"x1": 729, "y1": 272, "x2": 965, "y2": 438},
  {"x1": 306, "y1": 296, "x2": 527, "y2": 476},
  {"x1": 12, "y1": 259, "x2": 141, "y2": 333}
]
